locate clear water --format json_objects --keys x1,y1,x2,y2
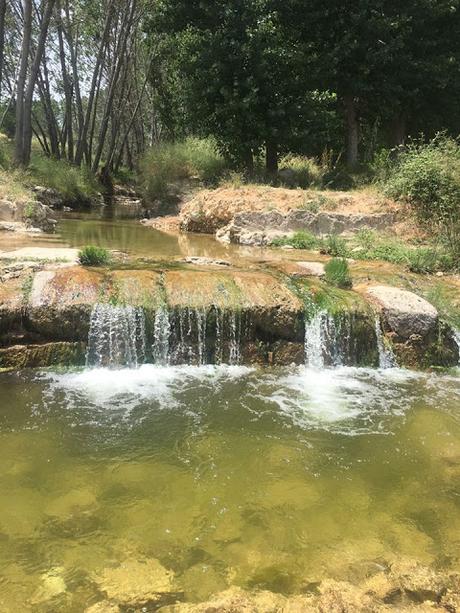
[{"x1": 0, "y1": 365, "x2": 459, "y2": 610}]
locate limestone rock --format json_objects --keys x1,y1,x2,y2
[
  {"x1": 365, "y1": 286, "x2": 438, "y2": 339},
  {"x1": 389, "y1": 560, "x2": 449, "y2": 603},
  {"x1": 85, "y1": 601, "x2": 121, "y2": 613},
  {"x1": 93, "y1": 558, "x2": 177, "y2": 607},
  {"x1": 183, "y1": 256, "x2": 231, "y2": 267}
]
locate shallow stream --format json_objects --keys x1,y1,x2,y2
[{"x1": 0, "y1": 364, "x2": 459, "y2": 609}]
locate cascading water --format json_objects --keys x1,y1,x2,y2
[
  {"x1": 304, "y1": 310, "x2": 327, "y2": 368},
  {"x1": 214, "y1": 307, "x2": 243, "y2": 365},
  {"x1": 152, "y1": 306, "x2": 171, "y2": 365},
  {"x1": 375, "y1": 317, "x2": 398, "y2": 369},
  {"x1": 453, "y1": 329, "x2": 460, "y2": 364},
  {"x1": 304, "y1": 311, "x2": 363, "y2": 368},
  {"x1": 86, "y1": 304, "x2": 146, "y2": 368}
]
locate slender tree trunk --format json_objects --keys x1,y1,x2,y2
[
  {"x1": 390, "y1": 115, "x2": 406, "y2": 147},
  {"x1": 266, "y1": 140, "x2": 278, "y2": 176},
  {"x1": 0, "y1": 0, "x2": 6, "y2": 100},
  {"x1": 22, "y1": 0, "x2": 56, "y2": 166},
  {"x1": 344, "y1": 94, "x2": 359, "y2": 169},
  {"x1": 92, "y1": 0, "x2": 137, "y2": 174},
  {"x1": 57, "y1": 3, "x2": 74, "y2": 161},
  {"x1": 14, "y1": 0, "x2": 32, "y2": 166},
  {"x1": 74, "y1": 4, "x2": 114, "y2": 165},
  {"x1": 243, "y1": 148, "x2": 254, "y2": 176}
]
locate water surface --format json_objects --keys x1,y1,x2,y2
[{"x1": 0, "y1": 365, "x2": 459, "y2": 610}]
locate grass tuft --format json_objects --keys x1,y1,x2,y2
[{"x1": 78, "y1": 245, "x2": 111, "y2": 267}]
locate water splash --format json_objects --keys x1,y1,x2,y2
[
  {"x1": 86, "y1": 304, "x2": 146, "y2": 368},
  {"x1": 375, "y1": 317, "x2": 398, "y2": 369},
  {"x1": 152, "y1": 306, "x2": 171, "y2": 365}
]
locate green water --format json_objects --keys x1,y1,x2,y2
[
  {"x1": 0, "y1": 365, "x2": 460, "y2": 611},
  {"x1": 0, "y1": 216, "x2": 261, "y2": 263}
]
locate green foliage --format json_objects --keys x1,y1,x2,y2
[
  {"x1": 278, "y1": 154, "x2": 326, "y2": 189},
  {"x1": 78, "y1": 246, "x2": 111, "y2": 267},
  {"x1": 322, "y1": 234, "x2": 348, "y2": 257},
  {"x1": 28, "y1": 157, "x2": 100, "y2": 202},
  {"x1": 381, "y1": 137, "x2": 460, "y2": 263},
  {"x1": 139, "y1": 137, "x2": 226, "y2": 201},
  {"x1": 324, "y1": 258, "x2": 353, "y2": 289},
  {"x1": 271, "y1": 231, "x2": 321, "y2": 250}
]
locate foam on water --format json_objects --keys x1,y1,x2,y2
[
  {"x1": 45, "y1": 364, "x2": 253, "y2": 408},
  {"x1": 263, "y1": 366, "x2": 423, "y2": 433}
]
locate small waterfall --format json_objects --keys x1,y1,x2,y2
[
  {"x1": 375, "y1": 317, "x2": 397, "y2": 369},
  {"x1": 228, "y1": 311, "x2": 242, "y2": 365},
  {"x1": 453, "y1": 329, "x2": 460, "y2": 364},
  {"x1": 304, "y1": 311, "x2": 361, "y2": 368},
  {"x1": 214, "y1": 307, "x2": 242, "y2": 365},
  {"x1": 174, "y1": 307, "x2": 209, "y2": 365},
  {"x1": 304, "y1": 311, "x2": 327, "y2": 368},
  {"x1": 86, "y1": 304, "x2": 146, "y2": 368},
  {"x1": 152, "y1": 307, "x2": 171, "y2": 365}
]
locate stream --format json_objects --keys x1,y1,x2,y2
[{"x1": 0, "y1": 207, "x2": 459, "y2": 610}]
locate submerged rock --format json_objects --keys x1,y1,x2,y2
[{"x1": 93, "y1": 558, "x2": 179, "y2": 607}]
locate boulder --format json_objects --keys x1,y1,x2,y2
[
  {"x1": 365, "y1": 286, "x2": 438, "y2": 340},
  {"x1": 0, "y1": 198, "x2": 56, "y2": 232}
]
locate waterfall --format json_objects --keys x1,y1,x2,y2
[
  {"x1": 304, "y1": 311, "x2": 362, "y2": 368},
  {"x1": 453, "y1": 329, "x2": 460, "y2": 364},
  {"x1": 304, "y1": 311, "x2": 327, "y2": 368},
  {"x1": 86, "y1": 304, "x2": 146, "y2": 368},
  {"x1": 152, "y1": 307, "x2": 171, "y2": 365},
  {"x1": 214, "y1": 307, "x2": 242, "y2": 365},
  {"x1": 374, "y1": 317, "x2": 397, "y2": 369}
]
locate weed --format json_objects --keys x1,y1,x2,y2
[
  {"x1": 78, "y1": 245, "x2": 111, "y2": 267},
  {"x1": 324, "y1": 258, "x2": 353, "y2": 289}
]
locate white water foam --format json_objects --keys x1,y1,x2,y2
[
  {"x1": 45, "y1": 364, "x2": 253, "y2": 408},
  {"x1": 264, "y1": 366, "x2": 422, "y2": 433}
]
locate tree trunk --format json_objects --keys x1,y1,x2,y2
[
  {"x1": 92, "y1": 0, "x2": 137, "y2": 174},
  {"x1": 0, "y1": 0, "x2": 6, "y2": 100},
  {"x1": 266, "y1": 140, "x2": 278, "y2": 176},
  {"x1": 390, "y1": 115, "x2": 406, "y2": 147},
  {"x1": 344, "y1": 95, "x2": 359, "y2": 169},
  {"x1": 242, "y1": 148, "x2": 254, "y2": 176},
  {"x1": 14, "y1": 0, "x2": 32, "y2": 166},
  {"x1": 22, "y1": 0, "x2": 56, "y2": 166},
  {"x1": 57, "y1": 3, "x2": 74, "y2": 161},
  {"x1": 74, "y1": 3, "x2": 114, "y2": 165}
]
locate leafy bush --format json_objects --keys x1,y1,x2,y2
[
  {"x1": 322, "y1": 234, "x2": 349, "y2": 257},
  {"x1": 381, "y1": 136, "x2": 460, "y2": 263},
  {"x1": 278, "y1": 154, "x2": 326, "y2": 189},
  {"x1": 29, "y1": 156, "x2": 100, "y2": 202},
  {"x1": 78, "y1": 245, "x2": 111, "y2": 266},
  {"x1": 324, "y1": 258, "x2": 353, "y2": 289},
  {"x1": 139, "y1": 137, "x2": 226, "y2": 201},
  {"x1": 271, "y1": 231, "x2": 321, "y2": 250}
]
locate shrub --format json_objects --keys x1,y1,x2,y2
[
  {"x1": 139, "y1": 137, "x2": 226, "y2": 201},
  {"x1": 381, "y1": 136, "x2": 460, "y2": 264},
  {"x1": 278, "y1": 154, "x2": 325, "y2": 189},
  {"x1": 28, "y1": 156, "x2": 100, "y2": 202},
  {"x1": 322, "y1": 234, "x2": 349, "y2": 257},
  {"x1": 324, "y1": 258, "x2": 353, "y2": 289},
  {"x1": 78, "y1": 245, "x2": 111, "y2": 267},
  {"x1": 271, "y1": 231, "x2": 321, "y2": 250}
]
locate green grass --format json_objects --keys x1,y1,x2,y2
[
  {"x1": 271, "y1": 231, "x2": 321, "y2": 250},
  {"x1": 324, "y1": 258, "x2": 353, "y2": 289},
  {"x1": 272, "y1": 228, "x2": 458, "y2": 274},
  {"x1": 78, "y1": 246, "x2": 111, "y2": 267},
  {"x1": 139, "y1": 137, "x2": 226, "y2": 202}
]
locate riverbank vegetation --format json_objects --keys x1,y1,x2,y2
[{"x1": 0, "y1": 1, "x2": 459, "y2": 269}]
